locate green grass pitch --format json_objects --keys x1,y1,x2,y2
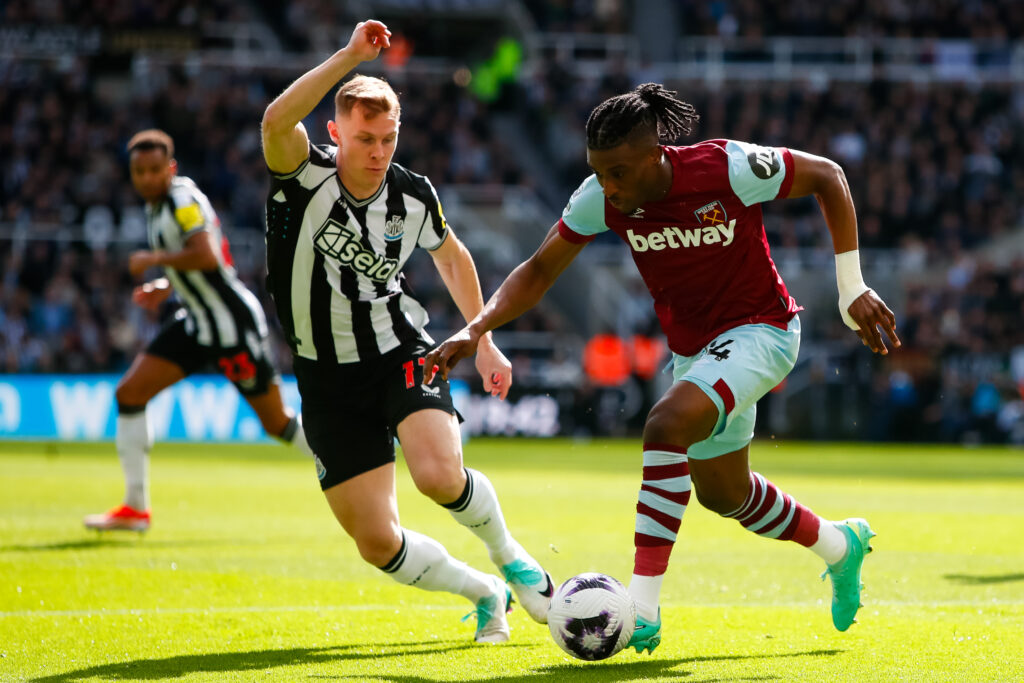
[{"x1": 1, "y1": 438, "x2": 1023, "y2": 681}]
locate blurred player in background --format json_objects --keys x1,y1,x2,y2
[
  {"x1": 426, "y1": 83, "x2": 901, "y2": 652},
  {"x1": 83, "y1": 129, "x2": 313, "y2": 533},
  {"x1": 260, "y1": 20, "x2": 552, "y2": 643}
]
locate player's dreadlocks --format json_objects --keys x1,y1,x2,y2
[{"x1": 586, "y1": 83, "x2": 699, "y2": 150}]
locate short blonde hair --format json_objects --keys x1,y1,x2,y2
[
  {"x1": 334, "y1": 75, "x2": 400, "y2": 120},
  {"x1": 127, "y1": 129, "x2": 174, "y2": 158}
]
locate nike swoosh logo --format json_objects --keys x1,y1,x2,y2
[{"x1": 540, "y1": 573, "x2": 554, "y2": 597}]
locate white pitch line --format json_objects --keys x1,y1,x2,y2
[{"x1": 2, "y1": 599, "x2": 1023, "y2": 619}]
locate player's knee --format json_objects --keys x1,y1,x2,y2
[
  {"x1": 643, "y1": 399, "x2": 718, "y2": 449},
  {"x1": 412, "y1": 463, "x2": 464, "y2": 504},
  {"x1": 115, "y1": 382, "x2": 149, "y2": 410},
  {"x1": 693, "y1": 481, "x2": 747, "y2": 515},
  {"x1": 354, "y1": 529, "x2": 403, "y2": 567}
]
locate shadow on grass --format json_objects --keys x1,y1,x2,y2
[
  {"x1": 315, "y1": 648, "x2": 841, "y2": 682},
  {"x1": 30, "y1": 641, "x2": 522, "y2": 682},
  {"x1": 32, "y1": 645, "x2": 839, "y2": 682},
  {"x1": 944, "y1": 572, "x2": 1024, "y2": 585},
  {"x1": 0, "y1": 536, "x2": 267, "y2": 553}
]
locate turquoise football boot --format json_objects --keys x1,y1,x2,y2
[
  {"x1": 500, "y1": 540, "x2": 553, "y2": 624},
  {"x1": 628, "y1": 609, "x2": 662, "y2": 654},
  {"x1": 822, "y1": 518, "x2": 876, "y2": 631},
  {"x1": 463, "y1": 577, "x2": 513, "y2": 643}
]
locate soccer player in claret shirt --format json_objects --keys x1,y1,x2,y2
[
  {"x1": 426, "y1": 83, "x2": 900, "y2": 652},
  {"x1": 83, "y1": 129, "x2": 314, "y2": 533},
  {"x1": 260, "y1": 20, "x2": 552, "y2": 643}
]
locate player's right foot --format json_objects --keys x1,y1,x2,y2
[
  {"x1": 628, "y1": 609, "x2": 662, "y2": 654},
  {"x1": 83, "y1": 504, "x2": 151, "y2": 532},
  {"x1": 822, "y1": 517, "x2": 875, "y2": 631},
  {"x1": 464, "y1": 577, "x2": 513, "y2": 643},
  {"x1": 500, "y1": 541, "x2": 554, "y2": 624}
]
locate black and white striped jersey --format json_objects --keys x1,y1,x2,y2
[
  {"x1": 265, "y1": 143, "x2": 449, "y2": 364},
  {"x1": 147, "y1": 176, "x2": 268, "y2": 348}
]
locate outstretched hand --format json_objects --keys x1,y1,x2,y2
[
  {"x1": 132, "y1": 278, "x2": 172, "y2": 311},
  {"x1": 475, "y1": 338, "x2": 512, "y2": 400},
  {"x1": 346, "y1": 20, "x2": 391, "y2": 62},
  {"x1": 423, "y1": 328, "x2": 480, "y2": 386},
  {"x1": 847, "y1": 289, "x2": 901, "y2": 354}
]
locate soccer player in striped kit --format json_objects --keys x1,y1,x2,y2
[
  {"x1": 426, "y1": 83, "x2": 901, "y2": 652},
  {"x1": 260, "y1": 20, "x2": 552, "y2": 643},
  {"x1": 84, "y1": 129, "x2": 313, "y2": 533}
]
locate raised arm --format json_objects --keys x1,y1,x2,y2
[
  {"x1": 786, "y1": 149, "x2": 901, "y2": 354},
  {"x1": 261, "y1": 20, "x2": 391, "y2": 174},
  {"x1": 424, "y1": 223, "x2": 585, "y2": 383}
]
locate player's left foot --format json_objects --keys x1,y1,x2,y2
[
  {"x1": 83, "y1": 504, "x2": 151, "y2": 532},
  {"x1": 822, "y1": 517, "x2": 875, "y2": 631},
  {"x1": 499, "y1": 541, "x2": 554, "y2": 624},
  {"x1": 628, "y1": 609, "x2": 661, "y2": 654},
  {"x1": 465, "y1": 576, "x2": 514, "y2": 643}
]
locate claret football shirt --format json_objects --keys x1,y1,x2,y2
[{"x1": 558, "y1": 139, "x2": 802, "y2": 357}]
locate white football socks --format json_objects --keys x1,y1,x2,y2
[
  {"x1": 809, "y1": 520, "x2": 850, "y2": 565},
  {"x1": 381, "y1": 529, "x2": 494, "y2": 603},
  {"x1": 279, "y1": 415, "x2": 314, "y2": 458},
  {"x1": 629, "y1": 574, "x2": 664, "y2": 623},
  {"x1": 116, "y1": 411, "x2": 152, "y2": 511},
  {"x1": 445, "y1": 468, "x2": 516, "y2": 566}
]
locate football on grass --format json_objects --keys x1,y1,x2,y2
[{"x1": 547, "y1": 572, "x2": 637, "y2": 661}]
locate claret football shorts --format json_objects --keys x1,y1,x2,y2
[
  {"x1": 671, "y1": 315, "x2": 801, "y2": 460},
  {"x1": 293, "y1": 340, "x2": 459, "y2": 490}
]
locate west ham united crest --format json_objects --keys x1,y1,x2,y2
[
  {"x1": 384, "y1": 215, "x2": 405, "y2": 241},
  {"x1": 694, "y1": 200, "x2": 727, "y2": 227}
]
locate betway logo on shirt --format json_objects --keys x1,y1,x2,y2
[
  {"x1": 626, "y1": 220, "x2": 736, "y2": 253},
  {"x1": 314, "y1": 218, "x2": 399, "y2": 282}
]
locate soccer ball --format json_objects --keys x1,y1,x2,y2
[{"x1": 547, "y1": 572, "x2": 637, "y2": 661}]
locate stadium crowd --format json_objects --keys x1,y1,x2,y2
[
  {"x1": 522, "y1": 0, "x2": 1022, "y2": 39},
  {"x1": 522, "y1": 69, "x2": 1024, "y2": 256},
  {"x1": 1, "y1": 1, "x2": 1022, "y2": 443}
]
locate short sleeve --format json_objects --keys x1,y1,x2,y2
[
  {"x1": 270, "y1": 143, "x2": 332, "y2": 191},
  {"x1": 169, "y1": 186, "x2": 206, "y2": 235},
  {"x1": 558, "y1": 175, "x2": 608, "y2": 243},
  {"x1": 725, "y1": 140, "x2": 791, "y2": 206},
  {"x1": 418, "y1": 177, "x2": 450, "y2": 251}
]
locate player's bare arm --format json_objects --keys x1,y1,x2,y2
[
  {"x1": 128, "y1": 230, "x2": 220, "y2": 277},
  {"x1": 261, "y1": 20, "x2": 391, "y2": 174},
  {"x1": 425, "y1": 223, "x2": 585, "y2": 383},
  {"x1": 428, "y1": 231, "x2": 512, "y2": 399},
  {"x1": 786, "y1": 149, "x2": 901, "y2": 355}
]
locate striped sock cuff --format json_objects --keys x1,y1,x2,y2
[
  {"x1": 379, "y1": 531, "x2": 408, "y2": 573},
  {"x1": 724, "y1": 472, "x2": 820, "y2": 546},
  {"x1": 279, "y1": 416, "x2": 299, "y2": 442},
  {"x1": 439, "y1": 468, "x2": 473, "y2": 512}
]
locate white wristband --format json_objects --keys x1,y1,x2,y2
[{"x1": 835, "y1": 250, "x2": 870, "y2": 331}]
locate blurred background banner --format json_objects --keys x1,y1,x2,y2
[
  {"x1": 0, "y1": 374, "x2": 561, "y2": 441},
  {"x1": 0, "y1": 374, "x2": 301, "y2": 441},
  {"x1": 1, "y1": 0, "x2": 1022, "y2": 444}
]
